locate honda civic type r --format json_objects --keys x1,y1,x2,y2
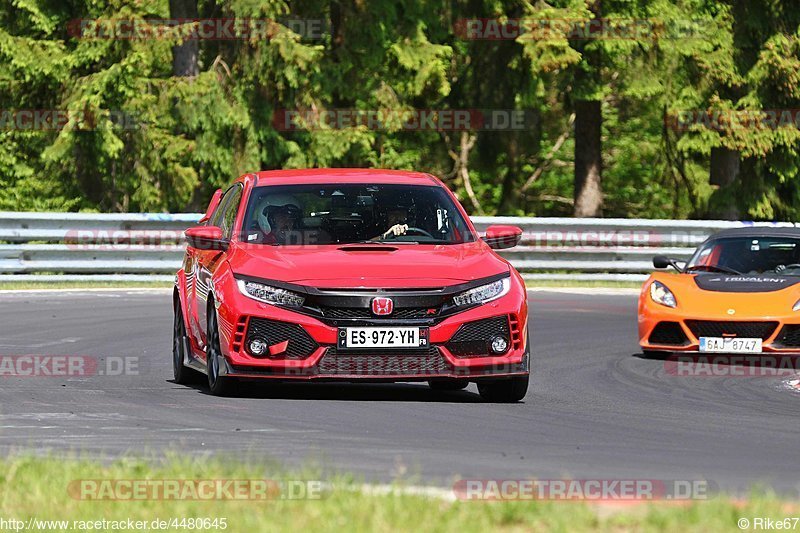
[
  {"x1": 639, "y1": 227, "x2": 800, "y2": 357},
  {"x1": 173, "y1": 169, "x2": 530, "y2": 402}
]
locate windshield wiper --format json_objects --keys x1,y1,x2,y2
[
  {"x1": 344, "y1": 240, "x2": 421, "y2": 245},
  {"x1": 685, "y1": 265, "x2": 744, "y2": 276}
]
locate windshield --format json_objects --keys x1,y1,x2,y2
[
  {"x1": 686, "y1": 236, "x2": 800, "y2": 275},
  {"x1": 240, "y1": 183, "x2": 476, "y2": 246}
]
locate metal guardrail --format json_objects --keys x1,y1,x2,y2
[{"x1": 0, "y1": 212, "x2": 795, "y2": 283}]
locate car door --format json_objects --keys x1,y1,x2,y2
[{"x1": 194, "y1": 184, "x2": 243, "y2": 356}]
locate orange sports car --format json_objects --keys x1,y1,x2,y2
[{"x1": 639, "y1": 227, "x2": 800, "y2": 356}]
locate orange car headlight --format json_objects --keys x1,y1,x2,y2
[
  {"x1": 793, "y1": 298, "x2": 800, "y2": 311},
  {"x1": 650, "y1": 280, "x2": 677, "y2": 308}
]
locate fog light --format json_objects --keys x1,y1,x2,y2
[
  {"x1": 490, "y1": 336, "x2": 509, "y2": 354},
  {"x1": 249, "y1": 338, "x2": 267, "y2": 355}
]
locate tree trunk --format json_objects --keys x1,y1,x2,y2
[
  {"x1": 709, "y1": 147, "x2": 741, "y2": 220},
  {"x1": 170, "y1": 0, "x2": 199, "y2": 77},
  {"x1": 573, "y1": 99, "x2": 603, "y2": 217},
  {"x1": 496, "y1": 134, "x2": 519, "y2": 215}
]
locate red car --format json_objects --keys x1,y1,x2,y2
[{"x1": 173, "y1": 169, "x2": 529, "y2": 401}]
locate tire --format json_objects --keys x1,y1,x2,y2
[
  {"x1": 477, "y1": 375, "x2": 529, "y2": 403},
  {"x1": 173, "y1": 302, "x2": 201, "y2": 385},
  {"x1": 206, "y1": 305, "x2": 236, "y2": 397},
  {"x1": 428, "y1": 379, "x2": 469, "y2": 391}
]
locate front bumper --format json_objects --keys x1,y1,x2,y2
[
  {"x1": 639, "y1": 307, "x2": 800, "y2": 354},
  {"x1": 221, "y1": 348, "x2": 530, "y2": 381}
]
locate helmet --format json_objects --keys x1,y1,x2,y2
[
  {"x1": 254, "y1": 194, "x2": 301, "y2": 234},
  {"x1": 382, "y1": 197, "x2": 414, "y2": 226}
]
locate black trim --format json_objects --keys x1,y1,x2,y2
[
  {"x1": 209, "y1": 183, "x2": 243, "y2": 229},
  {"x1": 227, "y1": 361, "x2": 529, "y2": 381},
  {"x1": 648, "y1": 321, "x2": 690, "y2": 346},
  {"x1": 685, "y1": 320, "x2": 779, "y2": 341},
  {"x1": 244, "y1": 317, "x2": 318, "y2": 359},
  {"x1": 447, "y1": 316, "x2": 511, "y2": 357},
  {"x1": 234, "y1": 271, "x2": 510, "y2": 326},
  {"x1": 773, "y1": 324, "x2": 800, "y2": 348},
  {"x1": 693, "y1": 274, "x2": 799, "y2": 293},
  {"x1": 703, "y1": 227, "x2": 800, "y2": 240}
]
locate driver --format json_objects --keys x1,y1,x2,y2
[
  {"x1": 372, "y1": 206, "x2": 409, "y2": 241},
  {"x1": 766, "y1": 247, "x2": 798, "y2": 274},
  {"x1": 255, "y1": 195, "x2": 302, "y2": 244}
]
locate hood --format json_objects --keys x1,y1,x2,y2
[
  {"x1": 647, "y1": 272, "x2": 800, "y2": 319},
  {"x1": 227, "y1": 241, "x2": 509, "y2": 288}
]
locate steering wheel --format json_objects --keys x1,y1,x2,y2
[{"x1": 384, "y1": 226, "x2": 435, "y2": 239}]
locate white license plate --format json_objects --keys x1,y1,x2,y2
[
  {"x1": 699, "y1": 337, "x2": 762, "y2": 353},
  {"x1": 338, "y1": 327, "x2": 428, "y2": 349}
]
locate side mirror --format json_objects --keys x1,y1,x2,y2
[
  {"x1": 483, "y1": 225, "x2": 523, "y2": 250},
  {"x1": 653, "y1": 255, "x2": 683, "y2": 271},
  {"x1": 198, "y1": 189, "x2": 223, "y2": 224},
  {"x1": 185, "y1": 226, "x2": 229, "y2": 251},
  {"x1": 652, "y1": 255, "x2": 671, "y2": 269}
]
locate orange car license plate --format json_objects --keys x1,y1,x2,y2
[{"x1": 699, "y1": 337, "x2": 762, "y2": 353}]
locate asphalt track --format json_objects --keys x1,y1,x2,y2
[{"x1": 1, "y1": 289, "x2": 799, "y2": 495}]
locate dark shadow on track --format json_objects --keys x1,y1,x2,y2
[
  {"x1": 632, "y1": 351, "x2": 671, "y2": 361},
  {"x1": 168, "y1": 379, "x2": 486, "y2": 403},
  {"x1": 633, "y1": 351, "x2": 800, "y2": 368}
]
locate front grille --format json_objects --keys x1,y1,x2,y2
[
  {"x1": 446, "y1": 316, "x2": 511, "y2": 357},
  {"x1": 244, "y1": 318, "x2": 318, "y2": 359},
  {"x1": 685, "y1": 320, "x2": 779, "y2": 341},
  {"x1": 318, "y1": 306, "x2": 440, "y2": 320},
  {"x1": 774, "y1": 324, "x2": 800, "y2": 347},
  {"x1": 648, "y1": 321, "x2": 690, "y2": 346},
  {"x1": 317, "y1": 346, "x2": 451, "y2": 375}
]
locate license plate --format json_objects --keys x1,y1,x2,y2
[
  {"x1": 338, "y1": 327, "x2": 429, "y2": 350},
  {"x1": 699, "y1": 337, "x2": 762, "y2": 353}
]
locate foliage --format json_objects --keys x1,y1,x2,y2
[{"x1": 0, "y1": 0, "x2": 799, "y2": 219}]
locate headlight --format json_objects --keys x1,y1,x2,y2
[
  {"x1": 793, "y1": 298, "x2": 800, "y2": 311},
  {"x1": 237, "y1": 279, "x2": 305, "y2": 307},
  {"x1": 452, "y1": 277, "x2": 510, "y2": 307},
  {"x1": 649, "y1": 280, "x2": 677, "y2": 308}
]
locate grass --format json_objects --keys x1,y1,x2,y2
[{"x1": 0, "y1": 456, "x2": 792, "y2": 532}]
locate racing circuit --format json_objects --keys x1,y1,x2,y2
[{"x1": 1, "y1": 288, "x2": 799, "y2": 496}]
